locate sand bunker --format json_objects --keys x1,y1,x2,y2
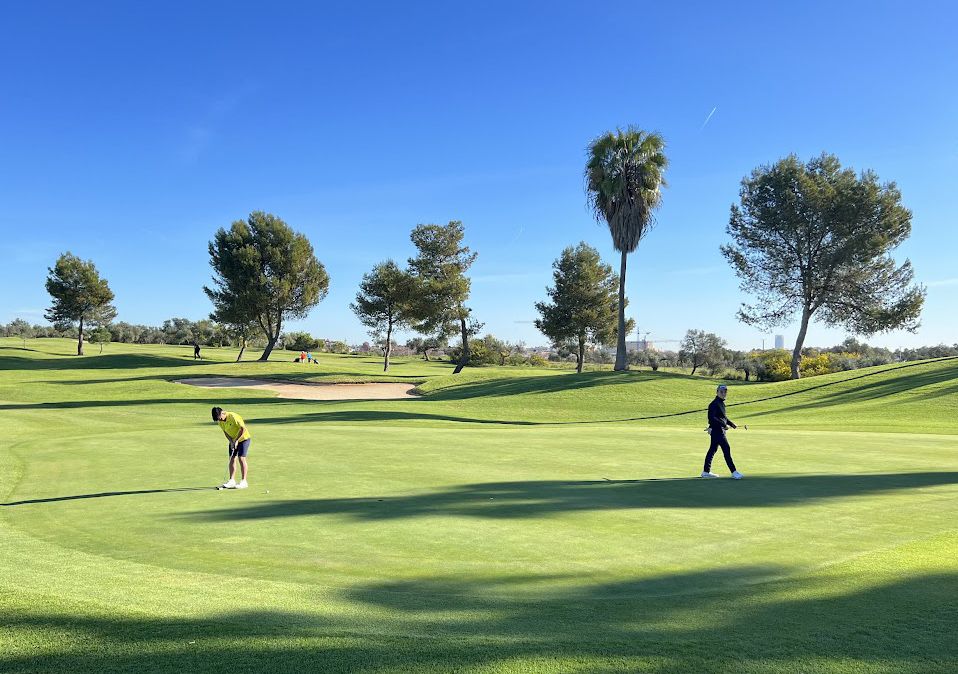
[{"x1": 177, "y1": 377, "x2": 418, "y2": 400}]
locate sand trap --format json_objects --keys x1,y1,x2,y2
[{"x1": 177, "y1": 377, "x2": 418, "y2": 400}]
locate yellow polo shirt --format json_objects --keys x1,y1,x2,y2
[{"x1": 218, "y1": 412, "x2": 251, "y2": 443}]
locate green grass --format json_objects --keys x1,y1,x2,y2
[{"x1": 1, "y1": 338, "x2": 956, "y2": 673}]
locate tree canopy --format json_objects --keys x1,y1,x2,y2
[
  {"x1": 722, "y1": 153, "x2": 925, "y2": 378},
  {"x1": 205, "y1": 211, "x2": 329, "y2": 361},
  {"x1": 406, "y1": 221, "x2": 479, "y2": 374},
  {"x1": 44, "y1": 252, "x2": 117, "y2": 356},
  {"x1": 535, "y1": 243, "x2": 627, "y2": 373},
  {"x1": 351, "y1": 260, "x2": 416, "y2": 371},
  {"x1": 586, "y1": 127, "x2": 668, "y2": 371}
]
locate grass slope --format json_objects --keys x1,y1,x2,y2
[{"x1": 1, "y1": 339, "x2": 956, "y2": 673}]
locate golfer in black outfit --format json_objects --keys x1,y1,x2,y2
[{"x1": 702, "y1": 385, "x2": 744, "y2": 479}]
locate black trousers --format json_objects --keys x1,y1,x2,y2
[{"x1": 704, "y1": 429, "x2": 736, "y2": 473}]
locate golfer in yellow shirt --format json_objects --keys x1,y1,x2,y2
[{"x1": 212, "y1": 406, "x2": 251, "y2": 489}]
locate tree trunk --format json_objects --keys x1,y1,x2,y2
[
  {"x1": 260, "y1": 334, "x2": 278, "y2": 361},
  {"x1": 577, "y1": 336, "x2": 585, "y2": 374},
  {"x1": 383, "y1": 321, "x2": 392, "y2": 372},
  {"x1": 77, "y1": 317, "x2": 84, "y2": 356},
  {"x1": 236, "y1": 336, "x2": 247, "y2": 362},
  {"x1": 614, "y1": 250, "x2": 629, "y2": 371},
  {"x1": 423, "y1": 349, "x2": 430, "y2": 361},
  {"x1": 691, "y1": 362, "x2": 698, "y2": 376},
  {"x1": 259, "y1": 315, "x2": 281, "y2": 361},
  {"x1": 452, "y1": 317, "x2": 469, "y2": 374},
  {"x1": 791, "y1": 307, "x2": 812, "y2": 379}
]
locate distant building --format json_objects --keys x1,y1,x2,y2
[
  {"x1": 774, "y1": 334, "x2": 785, "y2": 349},
  {"x1": 626, "y1": 340, "x2": 656, "y2": 352}
]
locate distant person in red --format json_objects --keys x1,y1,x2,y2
[{"x1": 299, "y1": 350, "x2": 306, "y2": 363}]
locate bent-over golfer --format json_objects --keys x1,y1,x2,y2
[
  {"x1": 212, "y1": 406, "x2": 251, "y2": 489},
  {"x1": 701, "y1": 385, "x2": 744, "y2": 479}
]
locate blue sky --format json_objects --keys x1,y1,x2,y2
[{"x1": 1, "y1": 1, "x2": 956, "y2": 350}]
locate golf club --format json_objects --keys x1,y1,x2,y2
[{"x1": 217, "y1": 445, "x2": 236, "y2": 490}]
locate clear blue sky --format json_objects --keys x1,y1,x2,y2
[{"x1": 2, "y1": 1, "x2": 956, "y2": 350}]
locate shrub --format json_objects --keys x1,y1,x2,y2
[
  {"x1": 284, "y1": 331, "x2": 319, "y2": 351},
  {"x1": 799, "y1": 353, "x2": 832, "y2": 377}
]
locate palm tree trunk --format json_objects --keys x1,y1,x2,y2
[
  {"x1": 614, "y1": 250, "x2": 628, "y2": 371},
  {"x1": 791, "y1": 307, "x2": 812, "y2": 379}
]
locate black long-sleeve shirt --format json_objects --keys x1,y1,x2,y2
[{"x1": 707, "y1": 396, "x2": 735, "y2": 430}]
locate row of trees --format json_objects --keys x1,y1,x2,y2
[
  {"x1": 579, "y1": 128, "x2": 924, "y2": 379},
  {"x1": 35, "y1": 129, "x2": 927, "y2": 375},
  {"x1": 202, "y1": 213, "x2": 481, "y2": 373},
  {"x1": 351, "y1": 221, "x2": 479, "y2": 372},
  {"x1": 0, "y1": 317, "x2": 269, "y2": 350}
]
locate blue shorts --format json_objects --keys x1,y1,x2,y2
[{"x1": 229, "y1": 439, "x2": 251, "y2": 457}]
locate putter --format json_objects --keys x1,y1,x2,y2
[{"x1": 217, "y1": 446, "x2": 236, "y2": 490}]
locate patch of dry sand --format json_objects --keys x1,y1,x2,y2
[{"x1": 176, "y1": 377, "x2": 417, "y2": 400}]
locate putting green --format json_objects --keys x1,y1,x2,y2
[{"x1": 1, "y1": 339, "x2": 956, "y2": 673}]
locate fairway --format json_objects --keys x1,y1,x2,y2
[{"x1": 2, "y1": 340, "x2": 957, "y2": 673}]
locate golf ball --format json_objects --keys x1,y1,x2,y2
[{"x1": 266, "y1": 490, "x2": 270, "y2": 494}]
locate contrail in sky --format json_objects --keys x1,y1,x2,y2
[
  {"x1": 507, "y1": 225, "x2": 524, "y2": 246},
  {"x1": 699, "y1": 106, "x2": 717, "y2": 131}
]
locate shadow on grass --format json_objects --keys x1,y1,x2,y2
[
  {"x1": 746, "y1": 361, "x2": 958, "y2": 419},
  {"x1": 1, "y1": 568, "x2": 954, "y2": 673},
  {"x1": 0, "y1": 396, "x2": 297, "y2": 412},
  {"x1": 0, "y1": 353, "x2": 210, "y2": 371},
  {"x1": 1, "y1": 487, "x2": 216, "y2": 507},
  {"x1": 425, "y1": 369, "x2": 670, "y2": 400},
  {"x1": 247, "y1": 408, "x2": 541, "y2": 426},
  {"x1": 179, "y1": 472, "x2": 958, "y2": 522},
  {"x1": 34, "y1": 371, "x2": 430, "y2": 387}
]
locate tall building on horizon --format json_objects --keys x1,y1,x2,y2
[{"x1": 774, "y1": 334, "x2": 785, "y2": 349}]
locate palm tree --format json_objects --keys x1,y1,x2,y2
[{"x1": 585, "y1": 127, "x2": 668, "y2": 371}]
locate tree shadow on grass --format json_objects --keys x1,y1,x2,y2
[
  {"x1": 745, "y1": 362, "x2": 958, "y2": 420},
  {"x1": 1, "y1": 487, "x2": 215, "y2": 507},
  {"x1": 1, "y1": 568, "x2": 954, "y2": 673},
  {"x1": 0, "y1": 396, "x2": 296, "y2": 412},
  {"x1": 424, "y1": 369, "x2": 670, "y2": 401},
  {"x1": 247, "y1": 408, "x2": 542, "y2": 426},
  {"x1": 0, "y1": 353, "x2": 211, "y2": 372},
  {"x1": 178, "y1": 472, "x2": 958, "y2": 522}
]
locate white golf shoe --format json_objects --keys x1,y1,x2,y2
[
  {"x1": 220, "y1": 479, "x2": 237, "y2": 489},
  {"x1": 236, "y1": 480, "x2": 248, "y2": 489},
  {"x1": 731, "y1": 471, "x2": 744, "y2": 480},
  {"x1": 700, "y1": 471, "x2": 719, "y2": 478}
]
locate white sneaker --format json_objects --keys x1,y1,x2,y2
[
  {"x1": 236, "y1": 480, "x2": 248, "y2": 489},
  {"x1": 220, "y1": 479, "x2": 237, "y2": 489},
  {"x1": 731, "y1": 471, "x2": 744, "y2": 480},
  {"x1": 700, "y1": 471, "x2": 719, "y2": 478}
]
